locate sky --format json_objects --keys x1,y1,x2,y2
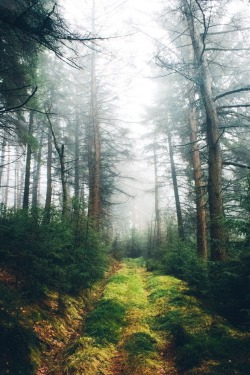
[{"x1": 61, "y1": 0, "x2": 165, "y2": 123}]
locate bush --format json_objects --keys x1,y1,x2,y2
[
  {"x1": 162, "y1": 242, "x2": 209, "y2": 296},
  {"x1": 0, "y1": 209, "x2": 108, "y2": 297}
]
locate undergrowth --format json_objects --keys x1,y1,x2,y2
[{"x1": 148, "y1": 273, "x2": 250, "y2": 374}]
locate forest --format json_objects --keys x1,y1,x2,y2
[{"x1": 0, "y1": 0, "x2": 250, "y2": 374}]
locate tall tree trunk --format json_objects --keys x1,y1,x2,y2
[
  {"x1": 44, "y1": 127, "x2": 53, "y2": 223},
  {"x1": 183, "y1": 0, "x2": 226, "y2": 260},
  {"x1": 0, "y1": 135, "x2": 7, "y2": 203},
  {"x1": 153, "y1": 141, "x2": 161, "y2": 250},
  {"x1": 32, "y1": 130, "x2": 44, "y2": 209},
  {"x1": 168, "y1": 132, "x2": 185, "y2": 240},
  {"x1": 4, "y1": 143, "x2": 10, "y2": 206},
  {"x1": 46, "y1": 114, "x2": 69, "y2": 218},
  {"x1": 74, "y1": 113, "x2": 80, "y2": 214},
  {"x1": 59, "y1": 144, "x2": 69, "y2": 218},
  {"x1": 23, "y1": 110, "x2": 34, "y2": 209},
  {"x1": 88, "y1": 0, "x2": 101, "y2": 230},
  {"x1": 14, "y1": 151, "x2": 18, "y2": 209},
  {"x1": 189, "y1": 92, "x2": 208, "y2": 259}
]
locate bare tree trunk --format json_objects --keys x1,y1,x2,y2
[
  {"x1": 189, "y1": 92, "x2": 208, "y2": 259},
  {"x1": 74, "y1": 122, "x2": 80, "y2": 201},
  {"x1": 46, "y1": 114, "x2": 69, "y2": 218},
  {"x1": 153, "y1": 141, "x2": 161, "y2": 250},
  {"x1": 74, "y1": 113, "x2": 81, "y2": 217},
  {"x1": 32, "y1": 130, "x2": 44, "y2": 209},
  {"x1": 44, "y1": 128, "x2": 52, "y2": 223},
  {"x1": 168, "y1": 132, "x2": 185, "y2": 240},
  {"x1": 4, "y1": 143, "x2": 10, "y2": 206},
  {"x1": 23, "y1": 110, "x2": 34, "y2": 210},
  {"x1": 0, "y1": 135, "x2": 7, "y2": 202},
  {"x1": 14, "y1": 145, "x2": 20, "y2": 209},
  {"x1": 88, "y1": 0, "x2": 101, "y2": 230},
  {"x1": 59, "y1": 144, "x2": 69, "y2": 218},
  {"x1": 16, "y1": 147, "x2": 24, "y2": 209},
  {"x1": 183, "y1": 0, "x2": 226, "y2": 260}
]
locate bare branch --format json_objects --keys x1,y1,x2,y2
[
  {"x1": 206, "y1": 47, "x2": 250, "y2": 52},
  {"x1": 0, "y1": 87, "x2": 37, "y2": 114},
  {"x1": 214, "y1": 87, "x2": 250, "y2": 101},
  {"x1": 217, "y1": 104, "x2": 250, "y2": 110},
  {"x1": 223, "y1": 161, "x2": 250, "y2": 170}
]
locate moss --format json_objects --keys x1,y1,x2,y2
[
  {"x1": 84, "y1": 299, "x2": 126, "y2": 344},
  {"x1": 123, "y1": 332, "x2": 157, "y2": 354}
]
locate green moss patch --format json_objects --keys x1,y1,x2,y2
[
  {"x1": 84, "y1": 299, "x2": 126, "y2": 344},
  {"x1": 123, "y1": 332, "x2": 157, "y2": 354},
  {"x1": 147, "y1": 272, "x2": 250, "y2": 374}
]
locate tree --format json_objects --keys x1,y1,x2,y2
[
  {"x1": 188, "y1": 85, "x2": 207, "y2": 259},
  {"x1": 182, "y1": 0, "x2": 226, "y2": 260},
  {"x1": 168, "y1": 131, "x2": 185, "y2": 241}
]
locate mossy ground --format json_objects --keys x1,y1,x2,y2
[
  {"x1": 62, "y1": 258, "x2": 177, "y2": 375},
  {"x1": 148, "y1": 274, "x2": 250, "y2": 374},
  {"x1": 64, "y1": 258, "x2": 250, "y2": 375},
  {"x1": 2, "y1": 258, "x2": 249, "y2": 374}
]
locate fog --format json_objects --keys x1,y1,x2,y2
[{"x1": 1, "y1": 0, "x2": 250, "y2": 240}]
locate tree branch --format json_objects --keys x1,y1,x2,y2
[
  {"x1": 206, "y1": 47, "x2": 250, "y2": 52},
  {"x1": 223, "y1": 161, "x2": 250, "y2": 170},
  {"x1": 0, "y1": 87, "x2": 37, "y2": 113},
  {"x1": 217, "y1": 104, "x2": 250, "y2": 110},
  {"x1": 205, "y1": 26, "x2": 250, "y2": 36},
  {"x1": 214, "y1": 86, "x2": 250, "y2": 101}
]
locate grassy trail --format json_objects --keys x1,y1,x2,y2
[
  {"x1": 39, "y1": 258, "x2": 250, "y2": 374},
  {"x1": 62, "y1": 258, "x2": 178, "y2": 375}
]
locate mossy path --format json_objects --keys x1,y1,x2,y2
[
  {"x1": 37, "y1": 258, "x2": 250, "y2": 374},
  {"x1": 62, "y1": 258, "x2": 178, "y2": 375}
]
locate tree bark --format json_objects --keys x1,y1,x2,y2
[
  {"x1": 74, "y1": 113, "x2": 80, "y2": 203},
  {"x1": 44, "y1": 127, "x2": 52, "y2": 223},
  {"x1": 4, "y1": 143, "x2": 10, "y2": 206},
  {"x1": 46, "y1": 113, "x2": 69, "y2": 219},
  {"x1": 183, "y1": 0, "x2": 226, "y2": 261},
  {"x1": 168, "y1": 132, "x2": 185, "y2": 241},
  {"x1": 0, "y1": 135, "x2": 7, "y2": 203},
  {"x1": 87, "y1": 0, "x2": 101, "y2": 230},
  {"x1": 32, "y1": 129, "x2": 44, "y2": 209},
  {"x1": 153, "y1": 140, "x2": 161, "y2": 249},
  {"x1": 23, "y1": 110, "x2": 34, "y2": 210},
  {"x1": 189, "y1": 92, "x2": 207, "y2": 259}
]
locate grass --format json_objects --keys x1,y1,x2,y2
[
  {"x1": 84, "y1": 299, "x2": 126, "y2": 344},
  {"x1": 13, "y1": 257, "x2": 248, "y2": 374},
  {"x1": 147, "y1": 273, "x2": 250, "y2": 374},
  {"x1": 63, "y1": 258, "x2": 169, "y2": 374}
]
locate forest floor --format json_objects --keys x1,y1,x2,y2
[{"x1": 35, "y1": 258, "x2": 250, "y2": 375}]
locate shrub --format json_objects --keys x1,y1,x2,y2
[
  {"x1": 162, "y1": 242, "x2": 209, "y2": 296},
  {"x1": 0, "y1": 209, "x2": 108, "y2": 297}
]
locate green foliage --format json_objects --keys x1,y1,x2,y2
[
  {"x1": 162, "y1": 241, "x2": 209, "y2": 296},
  {"x1": 84, "y1": 299, "x2": 126, "y2": 344},
  {"x1": 176, "y1": 333, "x2": 250, "y2": 373},
  {"x1": 0, "y1": 209, "x2": 107, "y2": 297},
  {"x1": 209, "y1": 255, "x2": 250, "y2": 327},
  {"x1": 124, "y1": 228, "x2": 147, "y2": 258},
  {"x1": 148, "y1": 273, "x2": 250, "y2": 374}
]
